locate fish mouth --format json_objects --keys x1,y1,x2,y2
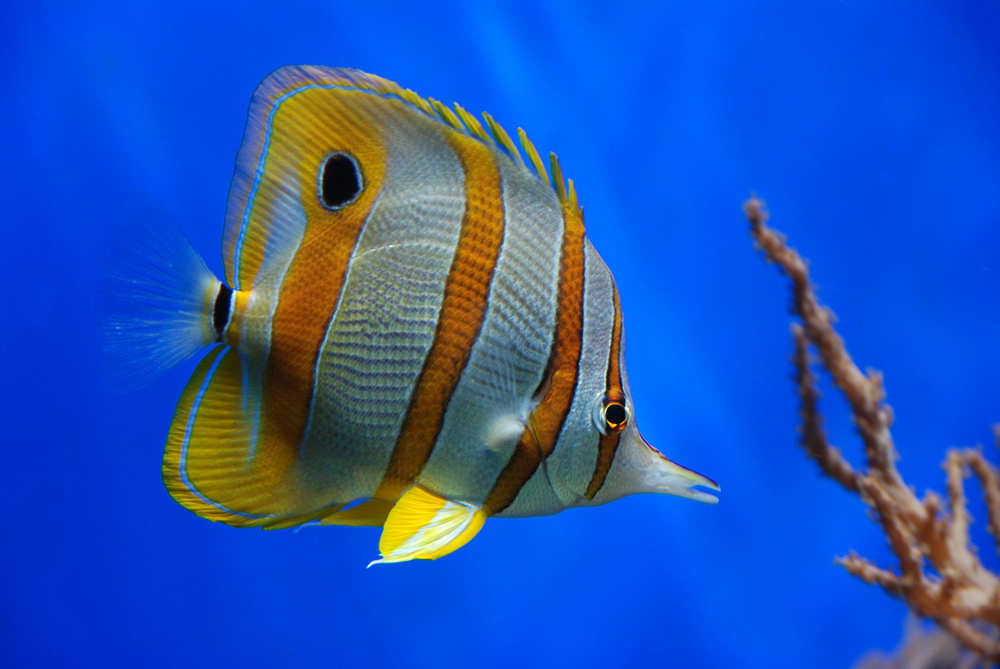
[{"x1": 644, "y1": 438, "x2": 720, "y2": 505}]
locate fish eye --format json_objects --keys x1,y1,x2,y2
[
  {"x1": 319, "y1": 153, "x2": 362, "y2": 209},
  {"x1": 592, "y1": 392, "x2": 629, "y2": 436},
  {"x1": 603, "y1": 401, "x2": 627, "y2": 430}
]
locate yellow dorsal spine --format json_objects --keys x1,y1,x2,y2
[
  {"x1": 454, "y1": 103, "x2": 492, "y2": 143},
  {"x1": 567, "y1": 178, "x2": 580, "y2": 212},
  {"x1": 518, "y1": 128, "x2": 549, "y2": 183},
  {"x1": 549, "y1": 152, "x2": 568, "y2": 205},
  {"x1": 402, "y1": 88, "x2": 436, "y2": 116},
  {"x1": 382, "y1": 73, "x2": 582, "y2": 220},
  {"x1": 429, "y1": 97, "x2": 466, "y2": 132},
  {"x1": 482, "y1": 112, "x2": 526, "y2": 169}
]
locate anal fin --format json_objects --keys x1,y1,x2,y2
[
  {"x1": 261, "y1": 504, "x2": 347, "y2": 531},
  {"x1": 370, "y1": 486, "x2": 486, "y2": 566},
  {"x1": 320, "y1": 499, "x2": 395, "y2": 527},
  {"x1": 164, "y1": 346, "x2": 327, "y2": 529}
]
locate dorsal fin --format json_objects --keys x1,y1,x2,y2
[
  {"x1": 318, "y1": 67, "x2": 583, "y2": 217},
  {"x1": 331, "y1": 68, "x2": 585, "y2": 213},
  {"x1": 425, "y1": 89, "x2": 582, "y2": 218},
  {"x1": 453, "y1": 103, "x2": 491, "y2": 143},
  {"x1": 225, "y1": 66, "x2": 584, "y2": 288},
  {"x1": 517, "y1": 128, "x2": 549, "y2": 183}
]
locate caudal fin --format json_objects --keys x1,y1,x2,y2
[{"x1": 96, "y1": 197, "x2": 221, "y2": 392}]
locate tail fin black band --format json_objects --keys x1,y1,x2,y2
[{"x1": 213, "y1": 284, "x2": 234, "y2": 339}]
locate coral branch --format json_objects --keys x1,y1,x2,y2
[
  {"x1": 745, "y1": 195, "x2": 1000, "y2": 663},
  {"x1": 744, "y1": 197, "x2": 902, "y2": 486},
  {"x1": 792, "y1": 324, "x2": 860, "y2": 492},
  {"x1": 965, "y1": 444, "x2": 1000, "y2": 562}
]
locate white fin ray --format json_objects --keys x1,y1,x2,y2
[
  {"x1": 476, "y1": 339, "x2": 535, "y2": 452},
  {"x1": 96, "y1": 196, "x2": 219, "y2": 392}
]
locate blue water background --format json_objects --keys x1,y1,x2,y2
[{"x1": 3, "y1": 2, "x2": 999, "y2": 666}]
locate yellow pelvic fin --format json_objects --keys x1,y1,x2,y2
[
  {"x1": 320, "y1": 499, "x2": 395, "y2": 527},
  {"x1": 369, "y1": 487, "x2": 486, "y2": 566}
]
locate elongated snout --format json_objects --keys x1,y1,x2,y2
[{"x1": 640, "y1": 436, "x2": 720, "y2": 504}]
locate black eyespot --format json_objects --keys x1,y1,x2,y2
[
  {"x1": 604, "y1": 401, "x2": 628, "y2": 429},
  {"x1": 319, "y1": 153, "x2": 362, "y2": 209}
]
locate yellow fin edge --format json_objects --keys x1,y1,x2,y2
[
  {"x1": 369, "y1": 486, "x2": 486, "y2": 566},
  {"x1": 320, "y1": 499, "x2": 395, "y2": 527}
]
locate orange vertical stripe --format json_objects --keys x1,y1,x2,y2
[
  {"x1": 374, "y1": 133, "x2": 506, "y2": 501},
  {"x1": 224, "y1": 67, "x2": 413, "y2": 288},
  {"x1": 584, "y1": 284, "x2": 625, "y2": 500},
  {"x1": 253, "y1": 90, "x2": 387, "y2": 481},
  {"x1": 484, "y1": 202, "x2": 587, "y2": 516}
]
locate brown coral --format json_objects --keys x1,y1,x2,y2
[{"x1": 744, "y1": 196, "x2": 1000, "y2": 662}]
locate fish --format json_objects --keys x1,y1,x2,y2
[{"x1": 97, "y1": 65, "x2": 719, "y2": 565}]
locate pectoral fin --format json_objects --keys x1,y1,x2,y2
[{"x1": 369, "y1": 486, "x2": 486, "y2": 566}]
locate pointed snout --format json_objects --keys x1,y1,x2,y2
[{"x1": 643, "y1": 438, "x2": 720, "y2": 505}]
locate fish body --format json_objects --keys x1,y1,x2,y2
[{"x1": 98, "y1": 66, "x2": 718, "y2": 564}]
